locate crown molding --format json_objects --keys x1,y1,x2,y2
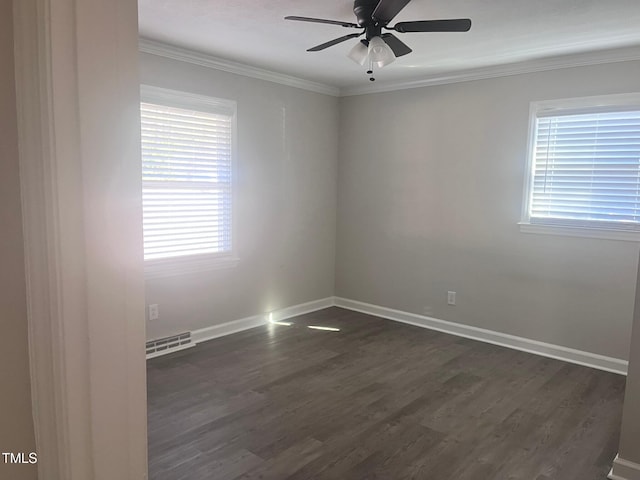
[
  {"x1": 340, "y1": 45, "x2": 640, "y2": 96},
  {"x1": 139, "y1": 38, "x2": 340, "y2": 97},
  {"x1": 139, "y1": 39, "x2": 640, "y2": 98}
]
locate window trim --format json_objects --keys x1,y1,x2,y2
[
  {"x1": 519, "y1": 92, "x2": 640, "y2": 242},
  {"x1": 140, "y1": 85, "x2": 239, "y2": 277}
]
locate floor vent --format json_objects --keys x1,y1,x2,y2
[{"x1": 146, "y1": 332, "x2": 195, "y2": 359}]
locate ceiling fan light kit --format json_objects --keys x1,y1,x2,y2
[
  {"x1": 285, "y1": 0, "x2": 471, "y2": 82},
  {"x1": 348, "y1": 40, "x2": 370, "y2": 66},
  {"x1": 368, "y1": 36, "x2": 396, "y2": 68}
]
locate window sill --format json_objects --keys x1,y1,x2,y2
[
  {"x1": 518, "y1": 222, "x2": 640, "y2": 242},
  {"x1": 144, "y1": 254, "x2": 239, "y2": 280}
]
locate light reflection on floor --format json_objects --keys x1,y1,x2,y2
[
  {"x1": 307, "y1": 325, "x2": 340, "y2": 332},
  {"x1": 269, "y1": 321, "x2": 293, "y2": 326},
  {"x1": 268, "y1": 320, "x2": 341, "y2": 332}
]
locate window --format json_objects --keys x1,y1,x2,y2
[
  {"x1": 521, "y1": 93, "x2": 640, "y2": 241},
  {"x1": 140, "y1": 86, "x2": 237, "y2": 276}
]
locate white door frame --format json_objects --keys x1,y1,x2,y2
[{"x1": 13, "y1": 0, "x2": 148, "y2": 478}]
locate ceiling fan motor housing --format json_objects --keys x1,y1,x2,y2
[{"x1": 353, "y1": 0, "x2": 380, "y2": 26}]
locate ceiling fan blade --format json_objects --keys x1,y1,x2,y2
[
  {"x1": 393, "y1": 19, "x2": 472, "y2": 33},
  {"x1": 372, "y1": 0, "x2": 412, "y2": 25},
  {"x1": 284, "y1": 16, "x2": 360, "y2": 28},
  {"x1": 381, "y1": 33, "x2": 412, "y2": 57},
  {"x1": 307, "y1": 33, "x2": 363, "y2": 52}
]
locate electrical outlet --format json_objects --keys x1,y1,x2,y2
[
  {"x1": 148, "y1": 304, "x2": 159, "y2": 321},
  {"x1": 447, "y1": 291, "x2": 456, "y2": 306}
]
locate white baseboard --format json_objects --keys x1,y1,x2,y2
[
  {"x1": 271, "y1": 297, "x2": 335, "y2": 323},
  {"x1": 609, "y1": 455, "x2": 640, "y2": 480},
  {"x1": 191, "y1": 313, "x2": 266, "y2": 345},
  {"x1": 152, "y1": 295, "x2": 628, "y2": 375},
  {"x1": 190, "y1": 297, "x2": 335, "y2": 345},
  {"x1": 333, "y1": 297, "x2": 628, "y2": 375}
]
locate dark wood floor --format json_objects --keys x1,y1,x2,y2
[{"x1": 147, "y1": 307, "x2": 625, "y2": 480}]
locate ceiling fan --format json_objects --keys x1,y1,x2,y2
[{"x1": 285, "y1": 0, "x2": 471, "y2": 81}]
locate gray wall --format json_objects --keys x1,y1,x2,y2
[
  {"x1": 336, "y1": 60, "x2": 640, "y2": 359},
  {"x1": 141, "y1": 53, "x2": 339, "y2": 340},
  {"x1": 0, "y1": 0, "x2": 37, "y2": 478}
]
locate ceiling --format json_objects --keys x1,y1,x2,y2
[{"x1": 138, "y1": 0, "x2": 640, "y2": 89}]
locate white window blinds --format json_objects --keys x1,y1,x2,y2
[
  {"x1": 528, "y1": 109, "x2": 640, "y2": 230},
  {"x1": 141, "y1": 101, "x2": 234, "y2": 261}
]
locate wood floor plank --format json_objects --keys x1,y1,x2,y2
[{"x1": 147, "y1": 307, "x2": 625, "y2": 480}]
